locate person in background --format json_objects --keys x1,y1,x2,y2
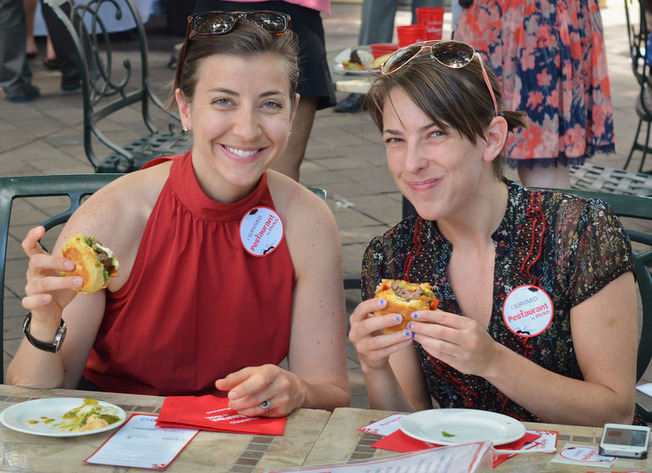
[
  {"x1": 348, "y1": 40, "x2": 639, "y2": 426},
  {"x1": 453, "y1": 0, "x2": 614, "y2": 188},
  {"x1": 192, "y1": 0, "x2": 336, "y2": 181},
  {"x1": 8, "y1": 13, "x2": 351, "y2": 417},
  {"x1": 1, "y1": 0, "x2": 80, "y2": 102},
  {"x1": 335, "y1": 0, "x2": 446, "y2": 113},
  {"x1": 24, "y1": 0, "x2": 57, "y2": 67},
  {"x1": 1, "y1": 0, "x2": 40, "y2": 102}
]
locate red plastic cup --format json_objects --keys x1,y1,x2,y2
[
  {"x1": 416, "y1": 7, "x2": 444, "y2": 41},
  {"x1": 370, "y1": 43, "x2": 399, "y2": 58},
  {"x1": 396, "y1": 25, "x2": 427, "y2": 48}
]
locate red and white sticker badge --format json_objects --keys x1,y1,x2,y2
[
  {"x1": 502, "y1": 285, "x2": 553, "y2": 338},
  {"x1": 240, "y1": 207, "x2": 284, "y2": 257}
]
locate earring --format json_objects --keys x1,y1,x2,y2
[
  {"x1": 182, "y1": 126, "x2": 189, "y2": 133},
  {"x1": 288, "y1": 131, "x2": 292, "y2": 137}
]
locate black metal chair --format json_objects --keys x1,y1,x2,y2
[
  {"x1": 624, "y1": 0, "x2": 652, "y2": 173},
  {"x1": 566, "y1": 189, "x2": 652, "y2": 422},
  {"x1": 0, "y1": 174, "x2": 121, "y2": 382},
  {"x1": 42, "y1": 0, "x2": 191, "y2": 173}
]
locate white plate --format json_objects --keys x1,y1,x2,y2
[
  {"x1": 0, "y1": 397, "x2": 126, "y2": 437},
  {"x1": 400, "y1": 408, "x2": 526, "y2": 446},
  {"x1": 335, "y1": 64, "x2": 374, "y2": 75}
]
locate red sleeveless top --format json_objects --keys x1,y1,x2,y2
[{"x1": 83, "y1": 153, "x2": 295, "y2": 395}]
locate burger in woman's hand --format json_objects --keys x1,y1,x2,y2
[
  {"x1": 61, "y1": 234, "x2": 119, "y2": 294},
  {"x1": 373, "y1": 279, "x2": 439, "y2": 334}
]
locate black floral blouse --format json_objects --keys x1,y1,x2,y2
[{"x1": 361, "y1": 180, "x2": 634, "y2": 422}]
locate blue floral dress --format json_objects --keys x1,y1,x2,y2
[
  {"x1": 361, "y1": 181, "x2": 633, "y2": 422},
  {"x1": 454, "y1": 0, "x2": 615, "y2": 168}
]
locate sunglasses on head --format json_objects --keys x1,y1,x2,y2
[
  {"x1": 381, "y1": 40, "x2": 499, "y2": 117},
  {"x1": 187, "y1": 10, "x2": 291, "y2": 37},
  {"x1": 175, "y1": 11, "x2": 291, "y2": 87}
]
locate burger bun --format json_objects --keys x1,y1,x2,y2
[{"x1": 373, "y1": 279, "x2": 439, "y2": 334}]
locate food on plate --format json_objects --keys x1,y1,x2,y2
[
  {"x1": 370, "y1": 53, "x2": 392, "y2": 70},
  {"x1": 337, "y1": 48, "x2": 373, "y2": 71},
  {"x1": 58, "y1": 399, "x2": 121, "y2": 432},
  {"x1": 342, "y1": 50, "x2": 367, "y2": 70},
  {"x1": 61, "y1": 234, "x2": 119, "y2": 294},
  {"x1": 373, "y1": 279, "x2": 439, "y2": 333},
  {"x1": 26, "y1": 399, "x2": 122, "y2": 433}
]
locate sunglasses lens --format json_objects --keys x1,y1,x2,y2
[
  {"x1": 193, "y1": 13, "x2": 235, "y2": 34},
  {"x1": 245, "y1": 12, "x2": 288, "y2": 34},
  {"x1": 430, "y1": 41, "x2": 474, "y2": 68},
  {"x1": 381, "y1": 44, "x2": 423, "y2": 74}
]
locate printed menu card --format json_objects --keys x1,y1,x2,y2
[{"x1": 85, "y1": 414, "x2": 198, "y2": 470}]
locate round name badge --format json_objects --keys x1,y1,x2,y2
[
  {"x1": 239, "y1": 206, "x2": 284, "y2": 257},
  {"x1": 502, "y1": 285, "x2": 554, "y2": 338}
]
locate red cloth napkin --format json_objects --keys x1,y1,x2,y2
[
  {"x1": 157, "y1": 394, "x2": 286, "y2": 435},
  {"x1": 371, "y1": 429, "x2": 540, "y2": 467}
]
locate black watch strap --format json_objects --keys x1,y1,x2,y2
[{"x1": 22, "y1": 312, "x2": 67, "y2": 353}]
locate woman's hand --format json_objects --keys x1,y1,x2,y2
[
  {"x1": 21, "y1": 227, "x2": 82, "y2": 324},
  {"x1": 215, "y1": 364, "x2": 305, "y2": 418},
  {"x1": 348, "y1": 298, "x2": 413, "y2": 372},
  {"x1": 408, "y1": 309, "x2": 500, "y2": 377}
]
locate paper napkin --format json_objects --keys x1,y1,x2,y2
[{"x1": 157, "y1": 394, "x2": 286, "y2": 435}]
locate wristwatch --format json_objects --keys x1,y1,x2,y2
[{"x1": 22, "y1": 312, "x2": 67, "y2": 353}]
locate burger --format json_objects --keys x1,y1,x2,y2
[
  {"x1": 61, "y1": 234, "x2": 119, "y2": 294},
  {"x1": 373, "y1": 279, "x2": 439, "y2": 334},
  {"x1": 341, "y1": 49, "x2": 373, "y2": 71}
]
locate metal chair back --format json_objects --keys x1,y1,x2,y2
[
  {"x1": 43, "y1": 0, "x2": 191, "y2": 172},
  {"x1": 624, "y1": 0, "x2": 652, "y2": 173}
]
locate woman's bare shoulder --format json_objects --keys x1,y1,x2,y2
[{"x1": 60, "y1": 163, "x2": 171, "y2": 246}]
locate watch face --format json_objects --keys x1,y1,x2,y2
[{"x1": 52, "y1": 322, "x2": 67, "y2": 351}]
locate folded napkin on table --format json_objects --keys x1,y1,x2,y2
[{"x1": 157, "y1": 394, "x2": 286, "y2": 435}]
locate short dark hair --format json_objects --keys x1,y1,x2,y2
[
  {"x1": 166, "y1": 19, "x2": 300, "y2": 111},
  {"x1": 364, "y1": 52, "x2": 528, "y2": 180}
]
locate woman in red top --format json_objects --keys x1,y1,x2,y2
[{"x1": 9, "y1": 12, "x2": 351, "y2": 417}]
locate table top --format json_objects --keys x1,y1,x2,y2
[
  {"x1": 0, "y1": 384, "x2": 330, "y2": 473},
  {"x1": 2, "y1": 385, "x2": 651, "y2": 472},
  {"x1": 305, "y1": 407, "x2": 652, "y2": 472}
]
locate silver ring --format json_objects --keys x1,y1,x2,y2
[{"x1": 260, "y1": 399, "x2": 271, "y2": 412}]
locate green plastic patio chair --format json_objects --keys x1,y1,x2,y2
[{"x1": 0, "y1": 174, "x2": 121, "y2": 382}]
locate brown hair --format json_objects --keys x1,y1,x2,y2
[
  {"x1": 364, "y1": 52, "x2": 528, "y2": 180},
  {"x1": 166, "y1": 19, "x2": 300, "y2": 111}
]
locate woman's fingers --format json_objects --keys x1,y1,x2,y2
[
  {"x1": 409, "y1": 310, "x2": 498, "y2": 376},
  {"x1": 216, "y1": 365, "x2": 295, "y2": 417},
  {"x1": 21, "y1": 226, "x2": 46, "y2": 257}
]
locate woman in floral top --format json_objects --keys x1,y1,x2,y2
[{"x1": 348, "y1": 41, "x2": 638, "y2": 426}]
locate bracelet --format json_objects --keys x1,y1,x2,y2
[{"x1": 22, "y1": 312, "x2": 67, "y2": 353}]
